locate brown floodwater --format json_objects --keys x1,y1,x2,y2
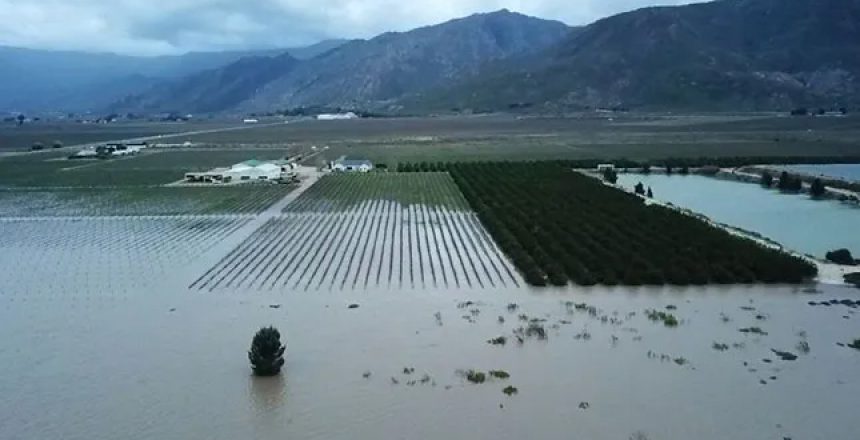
[{"x1": 2, "y1": 279, "x2": 858, "y2": 440}]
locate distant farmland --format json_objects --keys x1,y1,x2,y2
[{"x1": 192, "y1": 173, "x2": 519, "y2": 291}]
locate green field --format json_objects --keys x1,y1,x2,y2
[
  {"x1": 285, "y1": 173, "x2": 470, "y2": 212},
  {"x1": 178, "y1": 114, "x2": 860, "y2": 165},
  {"x1": 0, "y1": 121, "x2": 241, "y2": 152},
  {"x1": 0, "y1": 185, "x2": 293, "y2": 217},
  {"x1": 443, "y1": 162, "x2": 817, "y2": 286},
  {"x1": 0, "y1": 148, "x2": 299, "y2": 188}
]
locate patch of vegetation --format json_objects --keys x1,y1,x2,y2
[
  {"x1": 712, "y1": 342, "x2": 729, "y2": 351},
  {"x1": 427, "y1": 162, "x2": 816, "y2": 286},
  {"x1": 465, "y1": 370, "x2": 486, "y2": 384},
  {"x1": 739, "y1": 327, "x2": 768, "y2": 336},
  {"x1": 502, "y1": 385, "x2": 519, "y2": 396},
  {"x1": 845, "y1": 272, "x2": 860, "y2": 288},
  {"x1": 645, "y1": 309, "x2": 679, "y2": 327},
  {"x1": 487, "y1": 336, "x2": 507, "y2": 346},
  {"x1": 284, "y1": 172, "x2": 469, "y2": 212},
  {"x1": 771, "y1": 349, "x2": 798, "y2": 361},
  {"x1": 826, "y1": 249, "x2": 857, "y2": 266},
  {"x1": 248, "y1": 326, "x2": 286, "y2": 376},
  {"x1": 847, "y1": 339, "x2": 860, "y2": 350},
  {"x1": 488, "y1": 370, "x2": 510, "y2": 379}
]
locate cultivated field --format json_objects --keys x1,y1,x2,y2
[
  {"x1": 180, "y1": 114, "x2": 860, "y2": 164},
  {"x1": 0, "y1": 186, "x2": 293, "y2": 217},
  {"x1": 0, "y1": 121, "x2": 240, "y2": 152},
  {"x1": 443, "y1": 162, "x2": 817, "y2": 286},
  {"x1": 0, "y1": 216, "x2": 251, "y2": 299},
  {"x1": 192, "y1": 173, "x2": 520, "y2": 291}
]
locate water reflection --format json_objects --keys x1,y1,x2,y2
[{"x1": 249, "y1": 373, "x2": 286, "y2": 414}]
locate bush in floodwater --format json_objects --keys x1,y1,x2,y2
[
  {"x1": 845, "y1": 272, "x2": 860, "y2": 288},
  {"x1": 645, "y1": 309, "x2": 678, "y2": 327},
  {"x1": 465, "y1": 370, "x2": 486, "y2": 384},
  {"x1": 502, "y1": 385, "x2": 518, "y2": 396},
  {"x1": 489, "y1": 370, "x2": 510, "y2": 379},
  {"x1": 826, "y1": 249, "x2": 857, "y2": 266},
  {"x1": 810, "y1": 178, "x2": 827, "y2": 197},
  {"x1": 760, "y1": 171, "x2": 774, "y2": 187},
  {"x1": 248, "y1": 326, "x2": 286, "y2": 376},
  {"x1": 847, "y1": 339, "x2": 860, "y2": 350}
]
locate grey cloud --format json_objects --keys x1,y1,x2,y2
[{"x1": 0, "y1": 0, "x2": 703, "y2": 55}]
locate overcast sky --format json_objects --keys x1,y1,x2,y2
[{"x1": 0, "y1": 0, "x2": 702, "y2": 56}]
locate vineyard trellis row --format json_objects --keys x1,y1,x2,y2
[{"x1": 193, "y1": 173, "x2": 519, "y2": 291}]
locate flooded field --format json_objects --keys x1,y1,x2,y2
[
  {"x1": 2, "y1": 170, "x2": 859, "y2": 440},
  {"x1": 2, "y1": 282, "x2": 858, "y2": 440},
  {"x1": 193, "y1": 173, "x2": 518, "y2": 290},
  {"x1": 617, "y1": 173, "x2": 860, "y2": 257}
]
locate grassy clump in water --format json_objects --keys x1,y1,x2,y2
[
  {"x1": 645, "y1": 309, "x2": 679, "y2": 327},
  {"x1": 502, "y1": 385, "x2": 518, "y2": 396},
  {"x1": 465, "y1": 370, "x2": 486, "y2": 384},
  {"x1": 488, "y1": 370, "x2": 510, "y2": 379},
  {"x1": 739, "y1": 327, "x2": 768, "y2": 335},
  {"x1": 487, "y1": 336, "x2": 507, "y2": 346},
  {"x1": 847, "y1": 339, "x2": 860, "y2": 350},
  {"x1": 712, "y1": 342, "x2": 729, "y2": 351}
]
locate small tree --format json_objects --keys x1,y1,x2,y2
[
  {"x1": 641, "y1": 164, "x2": 651, "y2": 174},
  {"x1": 31, "y1": 142, "x2": 44, "y2": 151},
  {"x1": 634, "y1": 182, "x2": 646, "y2": 195},
  {"x1": 760, "y1": 171, "x2": 774, "y2": 187},
  {"x1": 679, "y1": 166, "x2": 690, "y2": 175},
  {"x1": 825, "y1": 249, "x2": 856, "y2": 266},
  {"x1": 52, "y1": 140, "x2": 63, "y2": 149},
  {"x1": 602, "y1": 168, "x2": 618, "y2": 184},
  {"x1": 248, "y1": 326, "x2": 285, "y2": 376},
  {"x1": 810, "y1": 178, "x2": 826, "y2": 197},
  {"x1": 16, "y1": 114, "x2": 25, "y2": 125},
  {"x1": 646, "y1": 187, "x2": 654, "y2": 198}
]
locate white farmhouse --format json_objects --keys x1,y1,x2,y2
[
  {"x1": 331, "y1": 158, "x2": 373, "y2": 172},
  {"x1": 317, "y1": 112, "x2": 358, "y2": 121},
  {"x1": 225, "y1": 160, "x2": 282, "y2": 181},
  {"x1": 185, "y1": 159, "x2": 284, "y2": 183}
]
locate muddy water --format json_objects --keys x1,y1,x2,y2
[{"x1": 2, "y1": 281, "x2": 859, "y2": 440}]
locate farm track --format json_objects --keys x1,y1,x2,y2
[{"x1": 195, "y1": 173, "x2": 520, "y2": 291}]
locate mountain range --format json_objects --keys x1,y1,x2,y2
[
  {"x1": 4, "y1": 0, "x2": 860, "y2": 114},
  {"x1": 0, "y1": 40, "x2": 346, "y2": 113}
]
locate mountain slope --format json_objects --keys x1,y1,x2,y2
[
  {"x1": 415, "y1": 0, "x2": 860, "y2": 111},
  {"x1": 110, "y1": 54, "x2": 301, "y2": 114},
  {"x1": 116, "y1": 10, "x2": 570, "y2": 113},
  {"x1": 0, "y1": 41, "x2": 347, "y2": 113}
]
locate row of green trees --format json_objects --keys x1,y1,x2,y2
[
  {"x1": 438, "y1": 162, "x2": 817, "y2": 287},
  {"x1": 761, "y1": 171, "x2": 831, "y2": 197}
]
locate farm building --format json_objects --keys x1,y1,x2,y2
[
  {"x1": 185, "y1": 159, "x2": 294, "y2": 183},
  {"x1": 69, "y1": 142, "x2": 147, "y2": 159},
  {"x1": 331, "y1": 158, "x2": 373, "y2": 172},
  {"x1": 317, "y1": 112, "x2": 358, "y2": 121}
]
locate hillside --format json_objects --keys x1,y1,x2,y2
[
  {"x1": 114, "y1": 10, "x2": 571, "y2": 114},
  {"x1": 413, "y1": 0, "x2": 860, "y2": 112},
  {"x1": 0, "y1": 41, "x2": 346, "y2": 113}
]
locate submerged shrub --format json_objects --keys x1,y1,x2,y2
[
  {"x1": 248, "y1": 326, "x2": 286, "y2": 376},
  {"x1": 826, "y1": 249, "x2": 856, "y2": 266},
  {"x1": 488, "y1": 370, "x2": 510, "y2": 379},
  {"x1": 465, "y1": 370, "x2": 486, "y2": 384}
]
